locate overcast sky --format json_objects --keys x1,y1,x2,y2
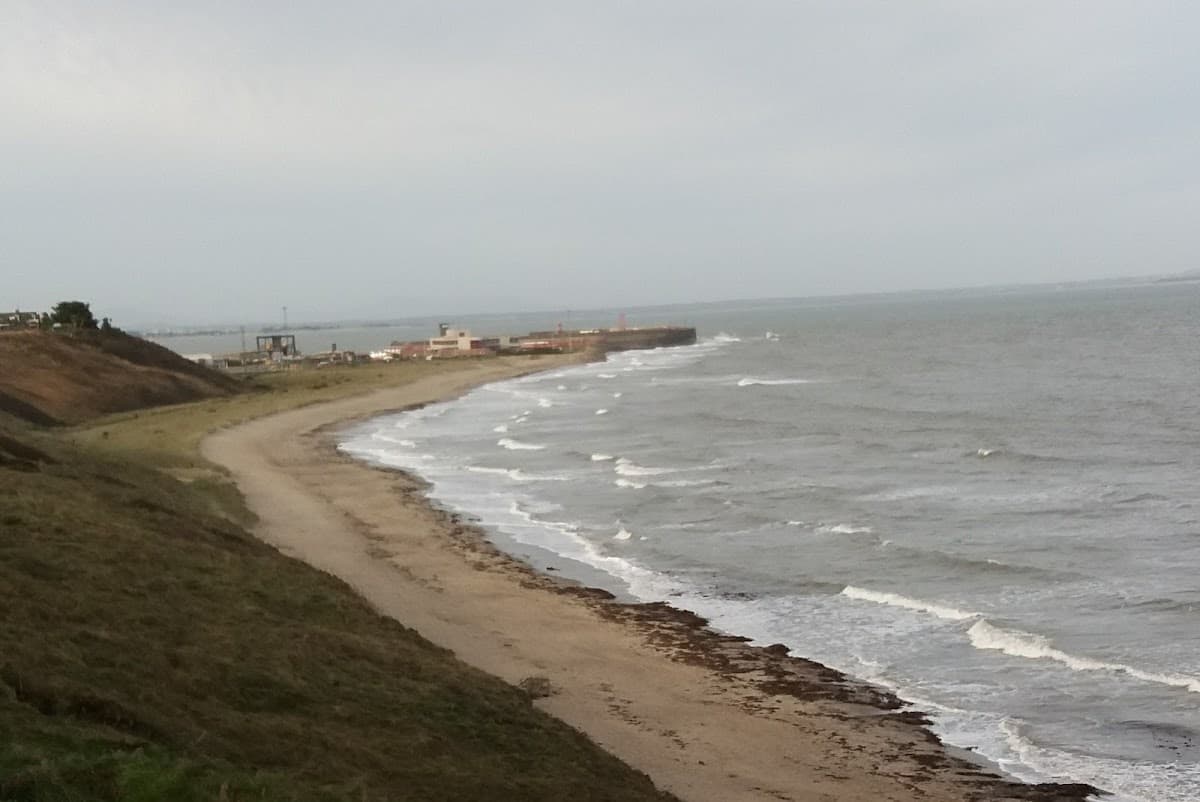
[{"x1": 3, "y1": 2, "x2": 1198, "y2": 326}]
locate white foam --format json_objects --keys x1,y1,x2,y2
[
  {"x1": 612, "y1": 391, "x2": 623, "y2": 398},
  {"x1": 764, "y1": 331, "x2": 780, "y2": 341},
  {"x1": 514, "y1": 416, "x2": 529, "y2": 424},
  {"x1": 737, "y1": 377, "x2": 815, "y2": 387},
  {"x1": 615, "y1": 478, "x2": 647, "y2": 490},
  {"x1": 977, "y1": 448, "x2": 998, "y2": 457},
  {"x1": 466, "y1": 465, "x2": 512, "y2": 477},
  {"x1": 815, "y1": 523, "x2": 874, "y2": 535},
  {"x1": 656, "y1": 479, "x2": 716, "y2": 488},
  {"x1": 598, "y1": 373, "x2": 617, "y2": 379},
  {"x1": 492, "y1": 424, "x2": 509, "y2": 433},
  {"x1": 613, "y1": 527, "x2": 633, "y2": 541},
  {"x1": 370, "y1": 432, "x2": 418, "y2": 447},
  {"x1": 614, "y1": 458, "x2": 677, "y2": 477},
  {"x1": 967, "y1": 621, "x2": 1200, "y2": 693},
  {"x1": 557, "y1": 384, "x2": 567, "y2": 390},
  {"x1": 465, "y1": 466, "x2": 569, "y2": 482},
  {"x1": 497, "y1": 437, "x2": 545, "y2": 451},
  {"x1": 998, "y1": 718, "x2": 1199, "y2": 802},
  {"x1": 841, "y1": 586, "x2": 977, "y2": 621},
  {"x1": 590, "y1": 453, "x2": 615, "y2": 462},
  {"x1": 537, "y1": 398, "x2": 553, "y2": 408},
  {"x1": 711, "y1": 332, "x2": 741, "y2": 343},
  {"x1": 595, "y1": 408, "x2": 609, "y2": 415}
]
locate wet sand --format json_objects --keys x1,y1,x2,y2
[{"x1": 202, "y1": 356, "x2": 1098, "y2": 802}]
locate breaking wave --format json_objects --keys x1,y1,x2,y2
[
  {"x1": 497, "y1": 438, "x2": 546, "y2": 451},
  {"x1": 814, "y1": 523, "x2": 874, "y2": 535},
  {"x1": 737, "y1": 377, "x2": 816, "y2": 387},
  {"x1": 841, "y1": 586, "x2": 978, "y2": 621},
  {"x1": 614, "y1": 458, "x2": 678, "y2": 477},
  {"x1": 465, "y1": 466, "x2": 569, "y2": 482},
  {"x1": 967, "y1": 621, "x2": 1200, "y2": 693}
]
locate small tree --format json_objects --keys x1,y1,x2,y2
[{"x1": 49, "y1": 301, "x2": 99, "y2": 330}]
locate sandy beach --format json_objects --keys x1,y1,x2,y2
[{"x1": 202, "y1": 356, "x2": 1096, "y2": 802}]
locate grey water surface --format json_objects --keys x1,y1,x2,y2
[{"x1": 340, "y1": 281, "x2": 1200, "y2": 801}]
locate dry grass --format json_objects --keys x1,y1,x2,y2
[{"x1": 1, "y1": 358, "x2": 673, "y2": 802}]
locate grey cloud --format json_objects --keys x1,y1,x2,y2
[{"x1": 3, "y1": 2, "x2": 1199, "y2": 326}]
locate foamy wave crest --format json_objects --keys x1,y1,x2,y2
[
  {"x1": 598, "y1": 373, "x2": 617, "y2": 379},
  {"x1": 999, "y1": 718, "x2": 1200, "y2": 802},
  {"x1": 537, "y1": 398, "x2": 553, "y2": 408},
  {"x1": 466, "y1": 466, "x2": 569, "y2": 482},
  {"x1": 595, "y1": 408, "x2": 609, "y2": 415},
  {"x1": 653, "y1": 478, "x2": 718, "y2": 488},
  {"x1": 815, "y1": 523, "x2": 873, "y2": 535},
  {"x1": 614, "y1": 458, "x2": 677, "y2": 477},
  {"x1": 842, "y1": 586, "x2": 977, "y2": 621},
  {"x1": 615, "y1": 478, "x2": 647, "y2": 490},
  {"x1": 497, "y1": 438, "x2": 545, "y2": 451},
  {"x1": 710, "y1": 332, "x2": 741, "y2": 343},
  {"x1": 737, "y1": 377, "x2": 815, "y2": 387},
  {"x1": 613, "y1": 527, "x2": 633, "y2": 541},
  {"x1": 591, "y1": 453, "x2": 615, "y2": 462},
  {"x1": 612, "y1": 391, "x2": 623, "y2": 398},
  {"x1": 976, "y1": 448, "x2": 999, "y2": 457},
  {"x1": 968, "y1": 621, "x2": 1200, "y2": 693},
  {"x1": 556, "y1": 384, "x2": 567, "y2": 390},
  {"x1": 493, "y1": 424, "x2": 509, "y2": 433}
]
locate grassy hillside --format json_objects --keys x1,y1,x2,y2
[
  {"x1": 0, "y1": 330, "x2": 239, "y2": 426},
  {"x1": 0, "y1": 359, "x2": 673, "y2": 802}
]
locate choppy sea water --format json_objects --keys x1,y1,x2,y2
[{"x1": 339, "y1": 282, "x2": 1200, "y2": 801}]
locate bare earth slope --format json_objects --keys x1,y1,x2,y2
[
  {"x1": 203, "y1": 363, "x2": 1097, "y2": 802},
  {"x1": 0, "y1": 330, "x2": 238, "y2": 425}
]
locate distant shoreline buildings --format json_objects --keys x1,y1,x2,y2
[
  {"x1": 184, "y1": 320, "x2": 696, "y2": 373},
  {"x1": 0, "y1": 310, "x2": 47, "y2": 331}
]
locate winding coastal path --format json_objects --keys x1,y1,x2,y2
[{"x1": 202, "y1": 357, "x2": 1092, "y2": 802}]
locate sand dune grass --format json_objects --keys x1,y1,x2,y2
[{"x1": 1, "y1": 358, "x2": 670, "y2": 801}]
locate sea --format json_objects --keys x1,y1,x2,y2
[{"x1": 190, "y1": 280, "x2": 1200, "y2": 800}]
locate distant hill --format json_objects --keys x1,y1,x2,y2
[
  {"x1": 1155, "y1": 270, "x2": 1200, "y2": 283},
  {"x1": 0, "y1": 330, "x2": 240, "y2": 425}
]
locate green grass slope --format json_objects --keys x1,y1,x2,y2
[{"x1": 0, "y1": 425, "x2": 673, "y2": 802}]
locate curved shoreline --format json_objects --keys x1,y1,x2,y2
[{"x1": 202, "y1": 356, "x2": 1100, "y2": 802}]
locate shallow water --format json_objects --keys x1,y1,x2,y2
[{"x1": 340, "y1": 281, "x2": 1200, "y2": 801}]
